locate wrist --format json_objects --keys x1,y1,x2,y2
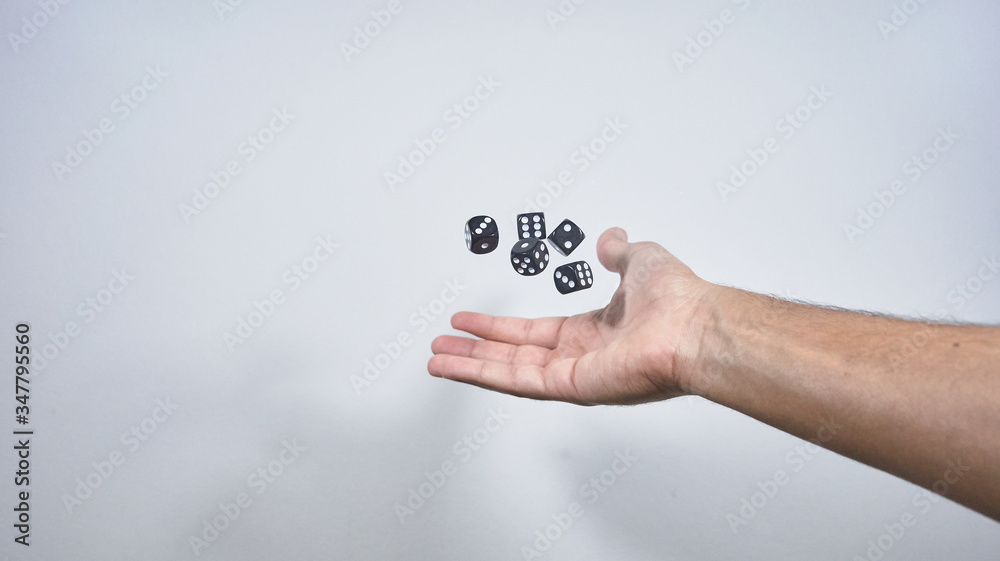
[{"x1": 673, "y1": 283, "x2": 742, "y2": 398}]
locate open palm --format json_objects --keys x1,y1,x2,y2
[{"x1": 428, "y1": 228, "x2": 715, "y2": 405}]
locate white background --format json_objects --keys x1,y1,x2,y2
[{"x1": 2, "y1": 0, "x2": 999, "y2": 559}]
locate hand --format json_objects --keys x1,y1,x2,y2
[{"x1": 428, "y1": 228, "x2": 718, "y2": 405}]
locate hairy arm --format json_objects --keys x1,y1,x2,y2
[
  {"x1": 429, "y1": 228, "x2": 1000, "y2": 521},
  {"x1": 688, "y1": 288, "x2": 1000, "y2": 521}
]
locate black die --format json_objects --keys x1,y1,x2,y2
[
  {"x1": 553, "y1": 261, "x2": 594, "y2": 294},
  {"x1": 516, "y1": 212, "x2": 546, "y2": 240},
  {"x1": 510, "y1": 238, "x2": 549, "y2": 276},
  {"x1": 548, "y1": 219, "x2": 586, "y2": 256},
  {"x1": 465, "y1": 215, "x2": 498, "y2": 254}
]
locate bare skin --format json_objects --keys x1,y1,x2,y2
[{"x1": 428, "y1": 227, "x2": 1000, "y2": 522}]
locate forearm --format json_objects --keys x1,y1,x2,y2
[{"x1": 684, "y1": 286, "x2": 1000, "y2": 521}]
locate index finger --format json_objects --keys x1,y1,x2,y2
[{"x1": 451, "y1": 311, "x2": 566, "y2": 349}]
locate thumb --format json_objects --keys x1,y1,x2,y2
[{"x1": 597, "y1": 227, "x2": 631, "y2": 274}]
